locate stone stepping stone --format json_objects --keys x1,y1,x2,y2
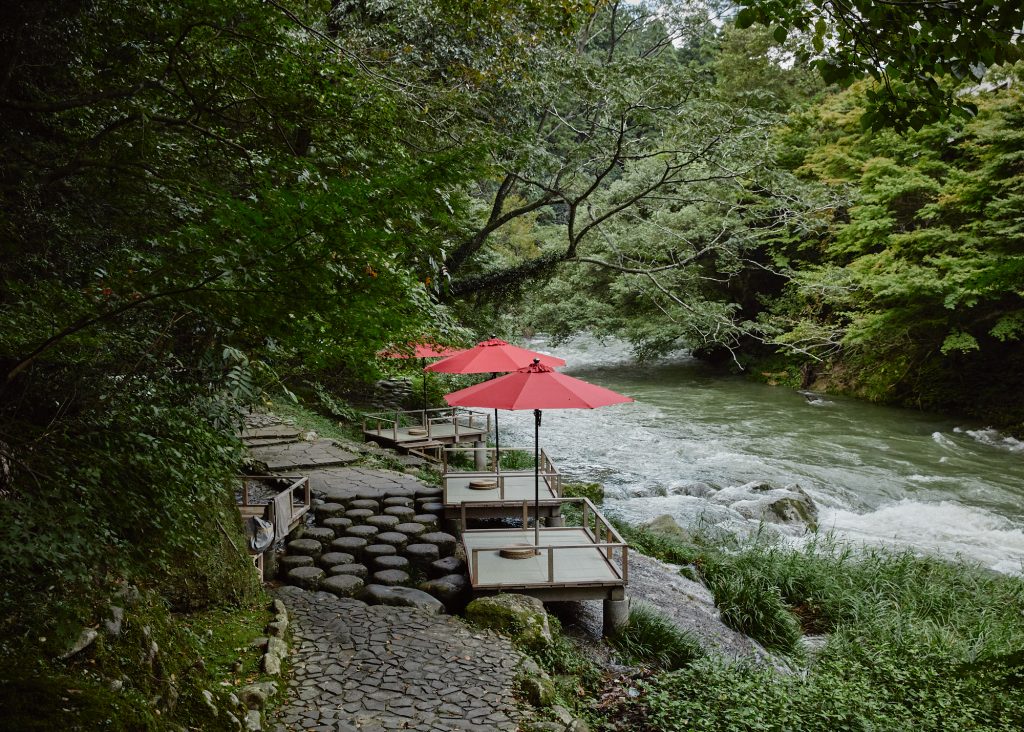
[
  {"x1": 329, "y1": 536, "x2": 368, "y2": 558},
  {"x1": 278, "y1": 555, "x2": 314, "y2": 575},
  {"x1": 394, "y1": 522, "x2": 426, "y2": 538},
  {"x1": 319, "y1": 551, "x2": 356, "y2": 569},
  {"x1": 371, "y1": 569, "x2": 411, "y2": 587},
  {"x1": 358, "y1": 585, "x2": 444, "y2": 614},
  {"x1": 413, "y1": 514, "x2": 439, "y2": 531},
  {"x1": 414, "y1": 486, "x2": 443, "y2": 499},
  {"x1": 322, "y1": 517, "x2": 353, "y2": 536},
  {"x1": 320, "y1": 574, "x2": 365, "y2": 598},
  {"x1": 344, "y1": 508, "x2": 374, "y2": 524},
  {"x1": 428, "y1": 556, "x2": 466, "y2": 578},
  {"x1": 374, "y1": 531, "x2": 408, "y2": 551},
  {"x1": 302, "y1": 526, "x2": 336, "y2": 548},
  {"x1": 365, "y1": 515, "x2": 400, "y2": 530},
  {"x1": 363, "y1": 544, "x2": 397, "y2": 562},
  {"x1": 345, "y1": 524, "x2": 379, "y2": 541},
  {"x1": 327, "y1": 563, "x2": 368, "y2": 579},
  {"x1": 373, "y1": 555, "x2": 409, "y2": 572},
  {"x1": 419, "y1": 574, "x2": 470, "y2": 609},
  {"x1": 349, "y1": 498, "x2": 380, "y2": 512},
  {"x1": 419, "y1": 532, "x2": 458, "y2": 557},
  {"x1": 313, "y1": 502, "x2": 347, "y2": 520},
  {"x1": 419, "y1": 502, "x2": 445, "y2": 515},
  {"x1": 286, "y1": 538, "x2": 323, "y2": 560},
  {"x1": 383, "y1": 505, "x2": 416, "y2": 521},
  {"x1": 383, "y1": 496, "x2": 414, "y2": 508},
  {"x1": 404, "y1": 543, "x2": 440, "y2": 569},
  {"x1": 287, "y1": 566, "x2": 324, "y2": 590}
]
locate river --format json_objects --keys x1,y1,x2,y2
[{"x1": 494, "y1": 336, "x2": 1024, "y2": 575}]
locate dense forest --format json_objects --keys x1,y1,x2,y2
[{"x1": 1, "y1": 0, "x2": 1022, "y2": 729}]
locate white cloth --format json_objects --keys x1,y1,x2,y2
[{"x1": 270, "y1": 490, "x2": 291, "y2": 542}]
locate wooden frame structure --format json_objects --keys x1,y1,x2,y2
[
  {"x1": 362, "y1": 407, "x2": 491, "y2": 457},
  {"x1": 237, "y1": 474, "x2": 311, "y2": 577},
  {"x1": 461, "y1": 497, "x2": 628, "y2": 602},
  {"x1": 442, "y1": 446, "x2": 562, "y2": 520}
]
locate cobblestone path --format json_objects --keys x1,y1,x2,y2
[{"x1": 272, "y1": 586, "x2": 527, "y2": 732}]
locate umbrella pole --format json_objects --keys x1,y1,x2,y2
[
  {"x1": 491, "y1": 371, "x2": 499, "y2": 470},
  {"x1": 421, "y1": 358, "x2": 428, "y2": 414},
  {"x1": 534, "y1": 408, "x2": 541, "y2": 549}
]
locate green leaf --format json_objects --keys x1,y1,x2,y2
[{"x1": 736, "y1": 7, "x2": 757, "y2": 29}]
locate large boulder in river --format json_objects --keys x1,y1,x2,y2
[
  {"x1": 712, "y1": 481, "x2": 818, "y2": 530},
  {"x1": 643, "y1": 514, "x2": 692, "y2": 543}
]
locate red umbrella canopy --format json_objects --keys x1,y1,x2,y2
[
  {"x1": 424, "y1": 338, "x2": 565, "y2": 374},
  {"x1": 379, "y1": 341, "x2": 459, "y2": 359},
  {"x1": 443, "y1": 361, "x2": 632, "y2": 410}
]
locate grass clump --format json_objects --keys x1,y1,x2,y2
[{"x1": 609, "y1": 603, "x2": 704, "y2": 670}]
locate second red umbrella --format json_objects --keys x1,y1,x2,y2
[{"x1": 426, "y1": 338, "x2": 566, "y2": 462}]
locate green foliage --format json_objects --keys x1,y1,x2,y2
[
  {"x1": 736, "y1": 0, "x2": 1023, "y2": 130},
  {"x1": 609, "y1": 602, "x2": 705, "y2": 671},
  {"x1": 607, "y1": 526, "x2": 1024, "y2": 732},
  {"x1": 763, "y1": 70, "x2": 1024, "y2": 423}
]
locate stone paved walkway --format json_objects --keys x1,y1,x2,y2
[
  {"x1": 251, "y1": 440, "x2": 361, "y2": 471},
  {"x1": 271, "y1": 585, "x2": 526, "y2": 732}
]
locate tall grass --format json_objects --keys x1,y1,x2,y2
[
  {"x1": 606, "y1": 522, "x2": 1024, "y2": 731},
  {"x1": 609, "y1": 602, "x2": 704, "y2": 670}
]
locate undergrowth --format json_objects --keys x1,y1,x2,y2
[
  {"x1": 600, "y1": 522, "x2": 1024, "y2": 731},
  {"x1": 608, "y1": 603, "x2": 704, "y2": 671}
]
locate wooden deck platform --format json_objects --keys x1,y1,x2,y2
[
  {"x1": 462, "y1": 498, "x2": 628, "y2": 602},
  {"x1": 442, "y1": 447, "x2": 562, "y2": 520},
  {"x1": 363, "y1": 408, "x2": 490, "y2": 453}
]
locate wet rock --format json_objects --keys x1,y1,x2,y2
[
  {"x1": 344, "y1": 524, "x2": 379, "y2": 541},
  {"x1": 394, "y1": 521, "x2": 427, "y2": 538},
  {"x1": 374, "y1": 531, "x2": 409, "y2": 550},
  {"x1": 669, "y1": 481, "x2": 717, "y2": 498},
  {"x1": 643, "y1": 514, "x2": 692, "y2": 543},
  {"x1": 349, "y1": 498, "x2": 380, "y2": 512},
  {"x1": 713, "y1": 481, "x2": 818, "y2": 530},
  {"x1": 358, "y1": 585, "x2": 444, "y2": 613},
  {"x1": 301, "y1": 526, "x2": 335, "y2": 548}
]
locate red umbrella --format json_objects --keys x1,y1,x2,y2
[
  {"x1": 425, "y1": 338, "x2": 566, "y2": 462},
  {"x1": 379, "y1": 341, "x2": 460, "y2": 410},
  {"x1": 444, "y1": 359, "x2": 632, "y2": 546}
]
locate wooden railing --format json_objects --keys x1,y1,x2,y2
[
  {"x1": 442, "y1": 445, "x2": 558, "y2": 476},
  {"x1": 362, "y1": 407, "x2": 490, "y2": 443},
  {"x1": 236, "y1": 474, "x2": 311, "y2": 531},
  {"x1": 467, "y1": 497, "x2": 629, "y2": 587}
]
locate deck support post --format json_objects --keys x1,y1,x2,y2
[
  {"x1": 473, "y1": 441, "x2": 487, "y2": 470},
  {"x1": 548, "y1": 515, "x2": 564, "y2": 527},
  {"x1": 602, "y1": 595, "x2": 630, "y2": 636}
]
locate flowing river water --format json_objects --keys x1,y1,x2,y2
[{"x1": 494, "y1": 336, "x2": 1024, "y2": 575}]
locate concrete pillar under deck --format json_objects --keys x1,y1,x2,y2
[
  {"x1": 603, "y1": 596, "x2": 630, "y2": 636},
  {"x1": 473, "y1": 441, "x2": 487, "y2": 470},
  {"x1": 547, "y1": 515, "x2": 564, "y2": 527}
]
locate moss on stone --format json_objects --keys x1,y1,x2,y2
[{"x1": 465, "y1": 594, "x2": 552, "y2": 650}]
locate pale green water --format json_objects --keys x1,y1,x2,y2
[{"x1": 498, "y1": 337, "x2": 1024, "y2": 574}]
